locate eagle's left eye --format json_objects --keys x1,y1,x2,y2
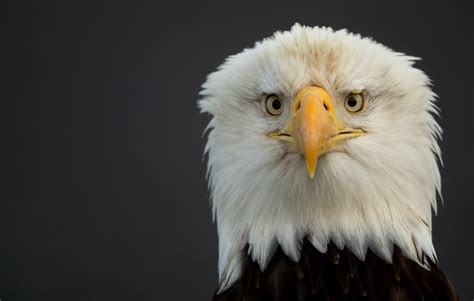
[
  {"x1": 265, "y1": 94, "x2": 283, "y2": 116},
  {"x1": 344, "y1": 93, "x2": 365, "y2": 113}
]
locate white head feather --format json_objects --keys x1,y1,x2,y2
[{"x1": 199, "y1": 24, "x2": 442, "y2": 291}]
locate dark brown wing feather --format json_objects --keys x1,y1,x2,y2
[{"x1": 213, "y1": 239, "x2": 457, "y2": 301}]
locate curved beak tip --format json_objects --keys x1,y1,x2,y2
[{"x1": 306, "y1": 157, "x2": 317, "y2": 179}]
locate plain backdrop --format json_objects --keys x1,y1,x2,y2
[{"x1": 3, "y1": 0, "x2": 473, "y2": 300}]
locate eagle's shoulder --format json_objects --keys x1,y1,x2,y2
[{"x1": 213, "y1": 239, "x2": 457, "y2": 301}]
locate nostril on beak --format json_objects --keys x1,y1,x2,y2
[
  {"x1": 323, "y1": 102, "x2": 328, "y2": 111},
  {"x1": 293, "y1": 100, "x2": 302, "y2": 113}
]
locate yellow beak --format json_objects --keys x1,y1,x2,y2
[
  {"x1": 292, "y1": 87, "x2": 336, "y2": 177},
  {"x1": 271, "y1": 86, "x2": 364, "y2": 178}
]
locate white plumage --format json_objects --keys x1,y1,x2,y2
[{"x1": 199, "y1": 24, "x2": 442, "y2": 292}]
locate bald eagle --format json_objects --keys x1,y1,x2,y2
[{"x1": 199, "y1": 25, "x2": 457, "y2": 300}]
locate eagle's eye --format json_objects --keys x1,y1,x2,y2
[
  {"x1": 265, "y1": 94, "x2": 283, "y2": 116},
  {"x1": 344, "y1": 92, "x2": 365, "y2": 113}
]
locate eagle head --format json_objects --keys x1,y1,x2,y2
[{"x1": 199, "y1": 24, "x2": 441, "y2": 292}]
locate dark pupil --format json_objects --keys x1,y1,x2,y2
[
  {"x1": 347, "y1": 97, "x2": 358, "y2": 107},
  {"x1": 272, "y1": 99, "x2": 281, "y2": 110}
]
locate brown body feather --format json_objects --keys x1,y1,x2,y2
[{"x1": 213, "y1": 240, "x2": 457, "y2": 301}]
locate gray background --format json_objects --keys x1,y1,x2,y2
[{"x1": 4, "y1": 0, "x2": 473, "y2": 300}]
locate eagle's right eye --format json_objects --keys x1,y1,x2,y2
[{"x1": 265, "y1": 95, "x2": 283, "y2": 116}]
